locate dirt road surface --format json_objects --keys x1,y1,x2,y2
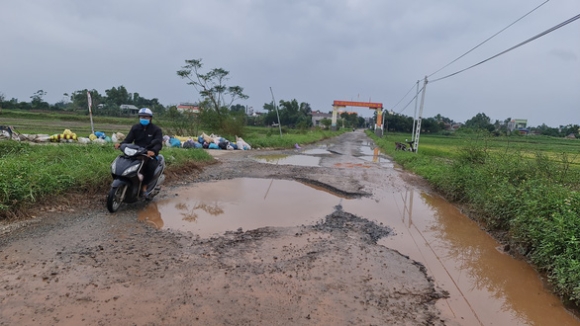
[{"x1": 1, "y1": 130, "x2": 561, "y2": 325}]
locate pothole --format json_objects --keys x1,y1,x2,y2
[
  {"x1": 138, "y1": 178, "x2": 344, "y2": 237},
  {"x1": 252, "y1": 154, "x2": 321, "y2": 167}
]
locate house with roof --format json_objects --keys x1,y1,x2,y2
[
  {"x1": 120, "y1": 104, "x2": 139, "y2": 115},
  {"x1": 508, "y1": 119, "x2": 527, "y2": 131},
  {"x1": 311, "y1": 110, "x2": 332, "y2": 126}
]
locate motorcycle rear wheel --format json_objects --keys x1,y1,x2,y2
[{"x1": 106, "y1": 184, "x2": 126, "y2": 213}]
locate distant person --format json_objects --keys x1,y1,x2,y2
[{"x1": 114, "y1": 108, "x2": 163, "y2": 196}]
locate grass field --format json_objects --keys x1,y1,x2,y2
[{"x1": 385, "y1": 132, "x2": 580, "y2": 165}]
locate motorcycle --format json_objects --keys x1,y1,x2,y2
[{"x1": 106, "y1": 141, "x2": 165, "y2": 213}]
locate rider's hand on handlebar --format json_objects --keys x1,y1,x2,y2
[
  {"x1": 146, "y1": 151, "x2": 155, "y2": 157},
  {"x1": 114, "y1": 143, "x2": 120, "y2": 149}
]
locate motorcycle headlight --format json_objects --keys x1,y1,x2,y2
[
  {"x1": 123, "y1": 147, "x2": 138, "y2": 156},
  {"x1": 122, "y1": 164, "x2": 140, "y2": 176},
  {"x1": 111, "y1": 158, "x2": 118, "y2": 174}
]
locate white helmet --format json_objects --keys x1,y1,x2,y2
[{"x1": 138, "y1": 108, "x2": 153, "y2": 117}]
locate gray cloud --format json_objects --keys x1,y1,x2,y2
[{"x1": 0, "y1": 0, "x2": 578, "y2": 127}]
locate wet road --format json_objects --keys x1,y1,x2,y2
[
  {"x1": 141, "y1": 131, "x2": 580, "y2": 325},
  {"x1": 1, "y1": 130, "x2": 579, "y2": 325}
]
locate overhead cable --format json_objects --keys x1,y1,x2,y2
[
  {"x1": 428, "y1": 0, "x2": 550, "y2": 78},
  {"x1": 430, "y1": 13, "x2": 580, "y2": 83},
  {"x1": 398, "y1": 86, "x2": 425, "y2": 114},
  {"x1": 387, "y1": 82, "x2": 417, "y2": 112}
]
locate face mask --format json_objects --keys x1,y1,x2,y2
[{"x1": 140, "y1": 118, "x2": 150, "y2": 126}]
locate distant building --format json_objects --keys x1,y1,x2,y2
[
  {"x1": 120, "y1": 104, "x2": 139, "y2": 115},
  {"x1": 508, "y1": 119, "x2": 527, "y2": 131},
  {"x1": 177, "y1": 103, "x2": 200, "y2": 114},
  {"x1": 311, "y1": 110, "x2": 332, "y2": 126},
  {"x1": 445, "y1": 122, "x2": 463, "y2": 131}
]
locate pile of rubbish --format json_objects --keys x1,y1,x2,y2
[
  {"x1": 164, "y1": 132, "x2": 251, "y2": 150},
  {"x1": 1, "y1": 127, "x2": 252, "y2": 150}
]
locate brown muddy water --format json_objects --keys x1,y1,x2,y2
[
  {"x1": 252, "y1": 154, "x2": 321, "y2": 167},
  {"x1": 139, "y1": 178, "x2": 579, "y2": 326}
]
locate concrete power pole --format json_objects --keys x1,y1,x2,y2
[{"x1": 413, "y1": 77, "x2": 428, "y2": 153}]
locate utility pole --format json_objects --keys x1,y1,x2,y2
[
  {"x1": 269, "y1": 87, "x2": 282, "y2": 138},
  {"x1": 413, "y1": 77, "x2": 428, "y2": 153},
  {"x1": 411, "y1": 80, "x2": 419, "y2": 142}
]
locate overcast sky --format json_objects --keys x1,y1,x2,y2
[{"x1": 1, "y1": 0, "x2": 578, "y2": 127}]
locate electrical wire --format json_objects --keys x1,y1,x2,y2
[
  {"x1": 387, "y1": 82, "x2": 417, "y2": 112},
  {"x1": 431, "y1": 13, "x2": 580, "y2": 83},
  {"x1": 428, "y1": 0, "x2": 550, "y2": 78},
  {"x1": 398, "y1": 85, "x2": 425, "y2": 114}
]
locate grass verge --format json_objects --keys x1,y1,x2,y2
[
  {"x1": 0, "y1": 141, "x2": 213, "y2": 219},
  {"x1": 368, "y1": 130, "x2": 580, "y2": 308}
]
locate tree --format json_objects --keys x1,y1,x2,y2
[
  {"x1": 69, "y1": 89, "x2": 103, "y2": 112},
  {"x1": 30, "y1": 90, "x2": 49, "y2": 109},
  {"x1": 464, "y1": 112, "x2": 495, "y2": 132},
  {"x1": 320, "y1": 118, "x2": 332, "y2": 130},
  {"x1": 278, "y1": 99, "x2": 313, "y2": 128},
  {"x1": 177, "y1": 58, "x2": 248, "y2": 122},
  {"x1": 105, "y1": 86, "x2": 131, "y2": 106},
  {"x1": 230, "y1": 104, "x2": 246, "y2": 114}
]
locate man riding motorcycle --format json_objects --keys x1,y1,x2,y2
[{"x1": 114, "y1": 108, "x2": 163, "y2": 197}]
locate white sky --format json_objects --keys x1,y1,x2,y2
[{"x1": 1, "y1": 0, "x2": 578, "y2": 127}]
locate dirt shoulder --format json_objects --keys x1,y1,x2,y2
[{"x1": 0, "y1": 131, "x2": 452, "y2": 325}]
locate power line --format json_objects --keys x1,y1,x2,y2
[
  {"x1": 398, "y1": 85, "x2": 425, "y2": 114},
  {"x1": 388, "y1": 82, "x2": 417, "y2": 112},
  {"x1": 431, "y1": 13, "x2": 580, "y2": 83},
  {"x1": 428, "y1": 0, "x2": 550, "y2": 78}
]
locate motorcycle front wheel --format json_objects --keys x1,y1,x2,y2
[{"x1": 106, "y1": 184, "x2": 127, "y2": 213}]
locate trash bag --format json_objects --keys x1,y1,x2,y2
[
  {"x1": 95, "y1": 131, "x2": 106, "y2": 139},
  {"x1": 218, "y1": 141, "x2": 228, "y2": 150},
  {"x1": 230, "y1": 143, "x2": 238, "y2": 150},
  {"x1": 111, "y1": 133, "x2": 118, "y2": 143},
  {"x1": 198, "y1": 136, "x2": 204, "y2": 143},
  {"x1": 201, "y1": 132, "x2": 210, "y2": 143},
  {"x1": 169, "y1": 137, "x2": 182, "y2": 148},
  {"x1": 116, "y1": 132, "x2": 125, "y2": 141},
  {"x1": 202, "y1": 142, "x2": 209, "y2": 149},
  {"x1": 235, "y1": 136, "x2": 251, "y2": 150},
  {"x1": 194, "y1": 142, "x2": 203, "y2": 149},
  {"x1": 208, "y1": 143, "x2": 219, "y2": 149},
  {"x1": 89, "y1": 134, "x2": 97, "y2": 141},
  {"x1": 182, "y1": 140, "x2": 196, "y2": 149},
  {"x1": 78, "y1": 137, "x2": 91, "y2": 144}
]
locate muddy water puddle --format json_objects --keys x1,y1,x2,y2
[
  {"x1": 139, "y1": 178, "x2": 341, "y2": 236},
  {"x1": 252, "y1": 154, "x2": 321, "y2": 167},
  {"x1": 358, "y1": 146, "x2": 394, "y2": 168},
  {"x1": 141, "y1": 177, "x2": 579, "y2": 325}
]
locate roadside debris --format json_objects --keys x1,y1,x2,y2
[{"x1": 1, "y1": 127, "x2": 252, "y2": 150}]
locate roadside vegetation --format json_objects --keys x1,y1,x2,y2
[
  {"x1": 0, "y1": 141, "x2": 213, "y2": 219},
  {"x1": 1, "y1": 109, "x2": 347, "y2": 217},
  {"x1": 368, "y1": 130, "x2": 580, "y2": 308}
]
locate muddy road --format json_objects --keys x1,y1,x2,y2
[{"x1": 1, "y1": 131, "x2": 578, "y2": 325}]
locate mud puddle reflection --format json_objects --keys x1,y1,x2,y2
[
  {"x1": 139, "y1": 178, "x2": 579, "y2": 326},
  {"x1": 139, "y1": 178, "x2": 342, "y2": 237},
  {"x1": 352, "y1": 189, "x2": 579, "y2": 326},
  {"x1": 252, "y1": 154, "x2": 321, "y2": 167}
]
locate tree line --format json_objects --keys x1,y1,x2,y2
[{"x1": 1, "y1": 56, "x2": 577, "y2": 138}]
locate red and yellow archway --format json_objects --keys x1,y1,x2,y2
[{"x1": 332, "y1": 100, "x2": 384, "y2": 132}]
